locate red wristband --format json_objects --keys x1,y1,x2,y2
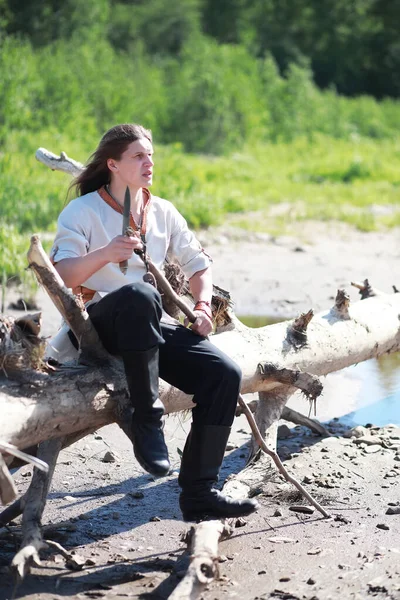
[
  {"x1": 195, "y1": 300, "x2": 211, "y2": 309},
  {"x1": 194, "y1": 301, "x2": 212, "y2": 319}
]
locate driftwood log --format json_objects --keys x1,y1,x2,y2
[
  {"x1": 0, "y1": 148, "x2": 399, "y2": 597},
  {"x1": 2, "y1": 241, "x2": 400, "y2": 596},
  {"x1": 4, "y1": 238, "x2": 400, "y2": 451}
]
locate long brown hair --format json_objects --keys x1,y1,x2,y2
[{"x1": 70, "y1": 123, "x2": 152, "y2": 197}]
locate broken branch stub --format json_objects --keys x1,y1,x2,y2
[
  {"x1": 281, "y1": 406, "x2": 330, "y2": 436},
  {"x1": 332, "y1": 289, "x2": 351, "y2": 319},
  {"x1": 351, "y1": 278, "x2": 379, "y2": 299},
  {"x1": 35, "y1": 148, "x2": 83, "y2": 177},
  {"x1": 168, "y1": 520, "x2": 232, "y2": 600},
  {"x1": 286, "y1": 309, "x2": 314, "y2": 349},
  {"x1": 257, "y1": 362, "x2": 323, "y2": 403}
]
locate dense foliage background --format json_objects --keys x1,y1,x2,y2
[
  {"x1": 1, "y1": 0, "x2": 400, "y2": 291},
  {"x1": 3, "y1": 0, "x2": 400, "y2": 98}
]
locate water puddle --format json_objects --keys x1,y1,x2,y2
[{"x1": 239, "y1": 315, "x2": 400, "y2": 427}]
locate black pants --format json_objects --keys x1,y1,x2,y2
[{"x1": 86, "y1": 283, "x2": 241, "y2": 427}]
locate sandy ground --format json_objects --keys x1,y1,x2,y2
[
  {"x1": 200, "y1": 220, "x2": 400, "y2": 318},
  {"x1": 1, "y1": 222, "x2": 400, "y2": 600}
]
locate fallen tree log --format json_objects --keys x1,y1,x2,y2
[
  {"x1": 2, "y1": 237, "x2": 400, "y2": 451},
  {"x1": 1, "y1": 285, "x2": 398, "y2": 596}
]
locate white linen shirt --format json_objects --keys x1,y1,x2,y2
[{"x1": 50, "y1": 190, "x2": 212, "y2": 303}]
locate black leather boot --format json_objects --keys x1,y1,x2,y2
[
  {"x1": 178, "y1": 424, "x2": 259, "y2": 521},
  {"x1": 122, "y1": 347, "x2": 170, "y2": 477}
]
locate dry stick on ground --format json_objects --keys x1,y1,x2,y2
[
  {"x1": 281, "y1": 406, "x2": 330, "y2": 436},
  {"x1": 168, "y1": 521, "x2": 232, "y2": 600},
  {"x1": 237, "y1": 397, "x2": 330, "y2": 517}
]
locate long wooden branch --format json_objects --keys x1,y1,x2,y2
[
  {"x1": 27, "y1": 236, "x2": 110, "y2": 365},
  {"x1": 237, "y1": 393, "x2": 329, "y2": 517}
]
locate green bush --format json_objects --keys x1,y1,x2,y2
[
  {"x1": 1, "y1": 34, "x2": 400, "y2": 281},
  {"x1": 164, "y1": 37, "x2": 268, "y2": 153},
  {"x1": 0, "y1": 224, "x2": 29, "y2": 281}
]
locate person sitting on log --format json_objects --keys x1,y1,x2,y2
[{"x1": 49, "y1": 123, "x2": 259, "y2": 522}]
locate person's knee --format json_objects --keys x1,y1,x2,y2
[
  {"x1": 224, "y1": 359, "x2": 242, "y2": 394},
  {"x1": 212, "y1": 355, "x2": 242, "y2": 395},
  {"x1": 195, "y1": 357, "x2": 241, "y2": 425},
  {"x1": 118, "y1": 283, "x2": 162, "y2": 317}
]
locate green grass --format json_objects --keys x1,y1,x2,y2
[
  {"x1": 217, "y1": 136, "x2": 400, "y2": 233},
  {"x1": 1, "y1": 131, "x2": 400, "y2": 285}
]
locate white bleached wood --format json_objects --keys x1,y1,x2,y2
[
  {"x1": 0, "y1": 454, "x2": 17, "y2": 505},
  {"x1": 35, "y1": 148, "x2": 83, "y2": 177},
  {"x1": 2, "y1": 265, "x2": 400, "y2": 450},
  {"x1": 168, "y1": 521, "x2": 231, "y2": 600}
]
